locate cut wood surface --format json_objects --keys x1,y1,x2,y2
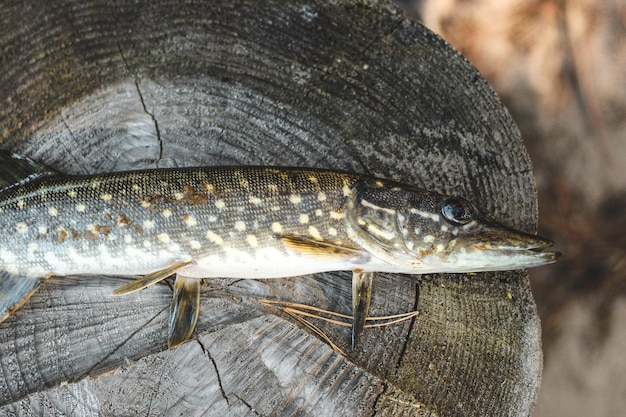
[{"x1": 0, "y1": 1, "x2": 542, "y2": 416}]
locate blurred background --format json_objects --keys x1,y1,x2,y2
[{"x1": 396, "y1": 1, "x2": 626, "y2": 416}]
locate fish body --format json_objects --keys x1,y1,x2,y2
[{"x1": 0, "y1": 152, "x2": 559, "y2": 348}]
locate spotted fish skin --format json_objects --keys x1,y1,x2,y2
[
  {"x1": 0, "y1": 167, "x2": 374, "y2": 280},
  {"x1": 0, "y1": 159, "x2": 560, "y2": 347}
]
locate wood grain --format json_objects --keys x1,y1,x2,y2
[{"x1": 0, "y1": 0, "x2": 541, "y2": 415}]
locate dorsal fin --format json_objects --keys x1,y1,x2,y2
[{"x1": 0, "y1": 150, "x2": 58, "y2": 192}]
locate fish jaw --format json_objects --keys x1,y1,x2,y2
[{"x1": 419, "y1": 224, "x2": 561, "y2": 273}]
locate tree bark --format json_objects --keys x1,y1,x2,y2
[{"x1": 0, "y1": 1, "x2": 542, "y2": 416}]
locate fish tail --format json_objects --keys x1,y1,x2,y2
[{"x1": 0, "y1": 271, "x2": 42, "y2": 322}]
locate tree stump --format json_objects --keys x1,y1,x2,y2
[{"x1": 0, "y1": 1, "x2": 542, "y2": 416}]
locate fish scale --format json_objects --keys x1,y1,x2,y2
[
  {"x1": 0, "y1": 151, "x2": 559, "y2": 349},
  {"x1": 1, "y1": 168, "x2": 359, "y2": 279}
]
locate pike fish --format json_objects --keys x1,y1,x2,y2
[{"x1": 0, "y1": 151, "x2": 559, "y2": 348}]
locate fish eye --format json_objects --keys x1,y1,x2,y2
[{"x1": 441, "y1": 198, "x2": 473, "y2": 225}]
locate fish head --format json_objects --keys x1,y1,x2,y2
[{"x1": 347, "y1": 181, "x2": 560, "y2": 273}]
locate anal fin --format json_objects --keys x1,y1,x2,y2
[
  {"x1": 352, "y1": 270, "x2": 373, "y2": 350},
  {"x1": 168, "y1": 275, "x2": 200, "y2": 347},
  {"x1": 0, "y1": 271, "x2": 43, "y2": 323},
  {"x1": 111, "y1": 261, "x2": 192, "y2": 296}
]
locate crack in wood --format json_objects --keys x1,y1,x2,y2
[
  {"x1": 114, "y1": 38, "x2": 164, "y2": 164},
  {"x1": 370, "y1": 380, "x2": 388, "y2": 417},
  {"x1": 133, "y1": 79, "x2": 164, "y2": 163},
  {"x1": 76, "y1": 305, "x2": 169, "y2": 382},
  {"x1": 196, "y1": 339, "x2": 230, "y2": 406},
  {"x1": 233, "y1": 393, "x2": 261, "y2": 416}
]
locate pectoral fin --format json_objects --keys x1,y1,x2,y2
[
  {"x1": 168, "y1": 275, "x2": 200, "y2": 347},
  {"x1": 0, "y1": 271, "x2": 42, "y2": 323},
  {"x1": 279, "y1": 235, "x2": 368, "y2": 262},
  {"x1": 111, "y1": 261, "x2": 192, "y2": 296},
  {"x1": 352, "y1": 270, "x2": 373, "y2": 350}
]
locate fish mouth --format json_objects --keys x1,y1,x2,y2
[
  {"x1": 501, "y1": 242, "x2": 561, "y2": 263},
  {"x1": 474, "y1": 225, "x2": 562, "y2": 265}
]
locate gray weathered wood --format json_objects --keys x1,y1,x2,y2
[{"x1": 0, "y1": 0, "x2": 542, "y2": 415}]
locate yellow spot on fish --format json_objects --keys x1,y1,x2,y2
[
  {"x1": 308, "y1": 175, "x2": 319, "y2": 184},
  {"x1": 162, "y1": 209, "x2": 172, "y2": 219},
  {"x1": 317, "y1": 192, "x2": 327, "y2": 202},
  {"x1": 436, "y1": 244, "x2": 445, "y2": 252},
  {"x1": 48, "y1": 207, "x2": 58, "y2": 216},
  {"x1": 183, "y1": 215, "x2": 198, "y2": 227},
  {"x1": 315, "y1": 209, "x2": 323, "y2": 217},
  {"x1": 143, "y1": 240, "x2": 152, "y2": 248},
  {"x1": 174, "y1": 192, "x2": 184, "y2": 201},
  {"x1": 143, "y1": 220, "x2": 155, "y2": 230},
  {"x1": 271, "y1": 222, "x2": 283, "y2": 234},
  {"x1": 17, "y1": 200, "x2": 24, "y2": 209},
  {"x1": 124, "y1": 235, "x2": 133, "y2": 244},
  {"x1": 215, "y1": 199, "x2": 226, "y2": 209},
  {"x1": 375, "y1": 180, "x2": 384, "y2": 188},
  {"x1": 157, "y1": 233, "x2": 171, "y2": 244},
  {"x1": 141, "y1": 200, "x2": 151, "y2": 208},
  {"x1": 68, "y1": 190, "x2": 77, "y2": 198},
  {"x1": 423, "y1": 235, "x2": 435, "y2": 243},
  {"x1": 246, "y1": 234, "x2": 259, "y2": 248},
  {"x1": 328, "y1": 227, "x2": 338, "y2": 236},
  {"x1": 203, "y1": 183, "x2": 216, "y2": 194},
  {"x1": 249, "y1": 195, "x2": 263, "y2": 205},
  {"x1": 76, "y1": 203, "x2": 86, "y2": 213},
  {"x1": 132, "y1": 184, "x2": 140, "y2": 191},
  {"x1": 342, "y1": 185, "x2": 352, "y2": 196},
  {"x1": 289, "y1": 194, "x2": 302, "y2": 204},
  {"x1": 308, "y1": 226, "x2": 322, "y2": 240},
  {"x1": 239, "y1": 178, "x2": 250, "y2": 188},
  {"x1": 160, "y1": 181, "x2": 169, "y2": 187},
  {"x1": 189, "y1": 240, "x2": 202, "y2": 250},
  {"x1": 206, "y1": 229, "x2": 224, "y2": 245},
  {"x1": 329, "y1": 210, "x2": 344, "y2": 220},
  {"x1": 101, "y1": 193, "x2": 113, "y2": 202},
  {"x1": 91, "y1": 182, "x2": 100, "y2": 189},
  {"x1": 267, "y1": 183, "x2": 279, "y2": 192},
  {"x1": 16, "y1": 222, "x2": 28, "y2": 233},
  {"x1": 234, "y1": 221, "x2": 246, "y2": 232},
  {"x1": 208, "y1": 215, "x2": 218, "y2": 222},
  {"x1": 299, "y1": 214, "x2": 309, "y2": 224}
]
